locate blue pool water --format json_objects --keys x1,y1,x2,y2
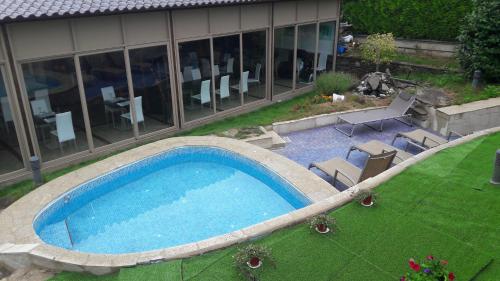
[{"x1": 34, "y1": 147, "x2": 309, "y2": 254}]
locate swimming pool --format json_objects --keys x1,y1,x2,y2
[{"x1": 34, "y1": 146, "x2": 310, "y2": 254}]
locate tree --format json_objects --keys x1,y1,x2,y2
[
  {"x1": 458, "y1": 0, "x2": 500, "y2": 83},
  {"x1": 360, "y1": 33, "x2": 397, "y2": 72}
]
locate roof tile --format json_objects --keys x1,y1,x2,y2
[{"x1": 0, "y1": 0, "x2": 265, "y2": 22}]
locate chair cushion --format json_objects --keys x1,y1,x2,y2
[{"x1": 311, "y1": 158, "x2": 361, "y2": 187}]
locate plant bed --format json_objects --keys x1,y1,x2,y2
[
  {"x1": 308, "y1": 214, "x2": 336, "y2": 234},
  {"x1": 355, "y1": 189, "x2": 377, "y2": 207}
]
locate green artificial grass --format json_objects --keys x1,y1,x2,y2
[{"x1": 48, "y1": 132, "x2": 500, "y2": 281}]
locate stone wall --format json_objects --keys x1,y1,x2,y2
[{"x1": 356, "y1": 36, "x2": 458, "y2": 58}]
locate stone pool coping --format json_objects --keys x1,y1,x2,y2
[
  {"x1": 0, "y1": 136, "x2": 338, "y2": 274},
  {"x1": 1, "y1": 127, "x2": 499, "y2": 275}
]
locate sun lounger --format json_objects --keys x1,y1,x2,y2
[
  {"x1": 309, "y1": 150, "x2": 397, "y2": 188},
  {"x1": 392, "y1": 129, "x2": 464, "y2": 150},
  {"x1": 334, "y1": 92, "x2": 416, "y2": 137},
  {"x1": 346, "y1": 140, "x2": 413, "y2": 165}
]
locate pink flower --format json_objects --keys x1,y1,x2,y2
[{"x1": 427, "y1": 255, "x2": 434, "y2": 260}]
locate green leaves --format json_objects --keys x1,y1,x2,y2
[
  {"x1": 360, "y1": 33, "x2": 397, "y2": 71},
  {"x1": 343, "y1": 0, "x2": 472, "y2": 41}
]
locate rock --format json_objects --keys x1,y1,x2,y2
[
  {"x1": 367, "y1": 75, "x2": 381, "y2": 90},
  {"x1": 381, "y1": 83, "x2": 390, "y2": 92},
  {"x1": 415, "y1": 87, "x2": 451, "y2": 107}
]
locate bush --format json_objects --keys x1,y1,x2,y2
[
  {"x1": 360, "y1": 33, "x2": 396, "y2": 71},
  {"x1": 458, "y1": 0, "x2": 500, "y2": 83},
  {"x1": 343, "y1": 0, "x2": 472, "y2": 41},
  {"x1": 316, "y1": 72, "x2": 358, "y2": 95}
]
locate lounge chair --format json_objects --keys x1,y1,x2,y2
[
  {"x1": 392, "y1": 129, "x2": 463, "y2": 150},
  {"x1": 334, "y1": 92, "x2": 416, "y2": 137},
  {"x1": 309, "y1": 150, "x2": 397, "y2": 188},
  {"x1": 346, "y1": 140, "x2": 413, "y2": 165}
]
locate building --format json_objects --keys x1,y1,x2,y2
[{"x1": 0, "y1": 0, "x2": 341, "y2": 185}]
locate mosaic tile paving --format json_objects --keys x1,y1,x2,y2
[{"x1": 275, "y1": 120, "x2": 427, "y2": 191}]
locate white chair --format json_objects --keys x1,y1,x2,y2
[
  {"x1": 226, "y1": 57, "x2": 234, "y2": 74},
  {"x1": 248, "y1": 64, "x2": 262, "y2": 85},
  {"x1": 121, "y1": 96, "x2": 146, "y2": 131},
  {"x1": 213, "y1": 65, "x2": 220, "y2": 77},
  {"x1": 191, "y1": 68, "x2": 202, "y2": 81},
  {"x1": 231, "y1": 71, "x2": 249, "y2": 95},
  {"x1": 50, "y1": 111, "x2": 76, "y2": 154},
  {"x1": 317, "y1": 53, "x2": 328, "y2": 72},
  {"x1": 215, "y1": 75, "x2": 230, "y2": 105},
  {"x1": 30, "y1": 99, "x2": 51, "y2": 116},
  {"x1": 34, "y1": 89, "x2": 53, "y2": 113},
  {"x1": 191, "y1": 80, "x2": 211, "y2": 108},
  {"x1": 183, "y1": 66, "x2": 193, "y2": 82},
  {"x1": 101, "y1": 86, "x2": 121, "y2": 127},
  {"x1": 0, "y1": 97, "x2": 13, "y2": 134}
]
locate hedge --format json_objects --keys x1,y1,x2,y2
[{"x1": 342, "y1": 0, "x2": 472, "y2": 41}]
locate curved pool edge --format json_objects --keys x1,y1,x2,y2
[{"x1": 1, "y1": 128, "x2": 499, "y2": 275}]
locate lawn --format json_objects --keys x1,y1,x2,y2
[{"x1": 50, "y1": 132, "x2": 500, "y2": 281}]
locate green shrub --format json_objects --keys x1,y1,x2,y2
[
  {"x1": 316, "y1": 72, "x2": 358, "y2": 95},
  {"x1": 343, "y1": 0, "x2": 472, "y2": 41},
  {"x1": 458, "y1": 0, "x2": 500, "y2": 83}
]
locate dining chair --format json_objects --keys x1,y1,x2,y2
[
  {"x1": 248, "y1": 64, "x2": 262, "y2": 85},
  {"x1": 34, "y1": 89, "x2": 53, "y2": 113},
  {"x1": 191, "y1": 80, "x2": 211, "y2": 108},
  {"x1": 50, "y1": 111, "x2": 77, "y2": 154},
  {"x1": 231, "y1": 71, "x2": 249, "y2": 96},
  {"x1": 215, "y1": 75, "x2": 230, "y2": 105},
  {"x1": 121, "y1": 96, "x2": 146, "y2": 131}
]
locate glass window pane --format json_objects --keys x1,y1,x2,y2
[
  {"x1": 273, "y1": 26, "x2": 295, "y2": 95},
  {"x1": 0, "y1": 69, "x2": 24, "y2": 174},
  {"x1": 179, "y1": 39, "x2": 213, "y2": 122},
  {"x1": 243, "y1": 30, "x2": 267, "y2": 103},
  {"x1": 22, "y1": 58, "x2": 89, "y2": 161},
  {"x1": 129, "y1": 46, "x2": 174, "y2": 135},
  {"x1": 80, "y1": 51, "x2": 133, "y2": 147},
  {"x1": 318, "y1": 21, "x2": 336, "y2": 73},
  {"x1": 296, "y1": 24, "x2": 317, "y2": 88},
  {"x1": 213, "y1": 35, "x2": 241, "y2": 111}
]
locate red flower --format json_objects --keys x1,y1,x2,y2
[
  {"x1": 448, "y1": 272, "x2": 455, "y2": 281},
  {"x1": 408, "y1": 259, "x2": 421, "y2": 272},
  {"x1": 427, "y1": 255, "x2": 434, "y2": 260},
  {"x1": 400, "y1": 277, "x2": 406, "y2": 281}
]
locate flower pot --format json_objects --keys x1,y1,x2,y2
[
  {"x1": 315, "y1": 223, "x2": 330, "y2": 234},
  {"x1": 247, "y1": 257, "x2": 262, "y2": 269},
  {"x1": 361, "y1": 195, "x2": 374, "y2": 207}
]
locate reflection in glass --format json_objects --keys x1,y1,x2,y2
[
  {"x1": 243, "y1": 31, "x2": 267, "y2": 103},
  {"x1": 0, "y1": 70, "x2": 24, "y2": 174},
  {"x1": 179, "y1": 39, "x2": 213, "y2": 122},
  {"x1": 80, "y1": 51, "x2": 132, "y2": 147},
  {"x1": 213, "y1": 35, "x2": 241, "y2": 111},
  {"x1": 22, "y1": 58, "x2": 89, "y2": 161},
  {"x1": 296, "y1": 24, "x2": 317, "y2": 88},
  {"x1": 129, "y1": 46, "x2": 174, "y2": 135},
  {"x1": 318, "y1": 21, "x2": 336, "y2": 73},
  {"x1": 273, "y1": 26, "x2": 295, "y2": 95}
]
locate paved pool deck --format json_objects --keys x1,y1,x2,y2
[{"x1": 275, "y1": 120, "x2": 425, "y2": 191}]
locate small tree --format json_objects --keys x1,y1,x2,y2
[
  {"x1": 360, "y1": 33, "x2": 397, "y2": 72},
  {"x1": 458, "y1": 0, "x2": 500, "y2": 83}
]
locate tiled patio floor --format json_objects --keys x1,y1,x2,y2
[{"x1": 275, "y1": 119, "x2": 426, "y2": 191}]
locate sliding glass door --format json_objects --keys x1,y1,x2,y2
[
  {"x1": 243, "y1": 30, "x2": 267, "y2": 103},
  {"x1": 296, "y1": 24, "x2": 317, "y2": 88},
  {"x1": 273, "y1": 26, "x2": 295, "y2": 95}
]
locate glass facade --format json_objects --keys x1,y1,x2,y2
[
  {"x1": 179, "y1": 39, "x2": 213, "y2": 122},
  {"x1": 273, "y1": 26, "x2": 295, "y2": 95},
  {"x1": 0, "y1": 69, "x2": 24, "y2": 175},
  {"x1": 318, "y1": 21, "x2": 336, "y2": 73},
  {"x1": 129, "y1": 46, "x2": 174, "y2": 135},
  {"x1": 213, "y1": 35, "x2": 241, "y2": 111},
  {"x1": 243, "y1": 31, "x2": 267, "y2": 103},
  {"x1": 296, "y1": 24, "x2": 317, "y2": 88},
  {"x1": 80, "y1": 51, "x2": 133, "y2": 147},
  {"x1": 22, "y1": 58, "x2": 89, "y2": 161}
]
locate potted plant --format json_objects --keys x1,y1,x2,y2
[
  {"x1": 401, "y1": 255, "x2": 455, "y2": 281},
  {"x1": 234, "y1": 244, "x2": 273, "y2": 270},
  {"x1": 355, "y1": 189, "x2": 377, "y2": 207},
  {"x1": 308, "y1": 214, "x2": 336, "y2": 234}
]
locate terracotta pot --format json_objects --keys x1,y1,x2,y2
[
  {"x1": 249, "y1": 257, "x2": 261, "y2": 268},
  {"x1": 317, "y1": 223, "x2": 327, "y2": 233},
  {"x1": 361, "y1": 195, "x2": 373, "y2": 207}
]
